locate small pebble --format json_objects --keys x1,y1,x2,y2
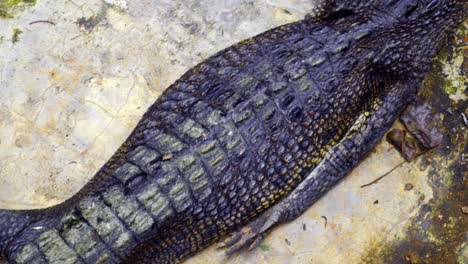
[
  {"x1": 461, "y1": 206, "x2": 468, "y2": 214},
  {"x1": 404, "y1": 183, "x2": 414, "y2": 191},
  {"x1": 404, "y1": 252, "x2": 420, "y2": 264}
]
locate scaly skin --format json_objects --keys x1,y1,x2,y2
[{"x1": 1, "y1": 0, "x2": 466, "y2": 263}]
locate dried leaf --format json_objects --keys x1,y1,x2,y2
[
  {"x1": 386, "y1": 129, "x2": 419, "y2": 161},
  {"x1": 401, "y1": 99, "x2": 443, "y2": 149}
]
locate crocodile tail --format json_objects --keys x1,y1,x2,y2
[{"x1": 0, "y1": 209, "x2": 35, "y2": 259}]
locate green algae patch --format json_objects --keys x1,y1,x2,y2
[
  {"x1": 260, "y1": 244, "x2": 270, "y2": 251},
  {"x1": 434, "y1": 22, "x2": 467, "y2": 103},
  {"x1": 12, "y1": 27, "x2": 22, "y2": 43},
  {"x1": 0, "y1": 0, "x2": 37, "y2": 19}
]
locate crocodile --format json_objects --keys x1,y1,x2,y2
[{"x1": 0, "y1": 0, "x2": 466, "y2": 263}]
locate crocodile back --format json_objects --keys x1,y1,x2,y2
[{"x1": 121, "y1": 15, "x2": 387, "y2": 262}]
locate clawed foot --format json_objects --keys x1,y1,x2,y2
[
  {"x1": 218, "y1": 205, "x2": 286, "y2": 255},
  {"x1": 218, "y1": 225, "x2": 266, "y2": 255}
]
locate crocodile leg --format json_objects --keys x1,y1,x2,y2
[{"x1": 220, "y1": 79, "x2": 420, "y2": 255}]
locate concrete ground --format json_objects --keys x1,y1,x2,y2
[{"x1": 0, "y1": 0, "x2": 466, "y2": 263}]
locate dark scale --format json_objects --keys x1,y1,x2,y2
[{"x1": 1, "y1": 1, "x2": 466, "y2": 264}]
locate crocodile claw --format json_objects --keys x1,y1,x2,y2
[{"x1": 218, "y1": 206, "x2": 284, "y2": 255}]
